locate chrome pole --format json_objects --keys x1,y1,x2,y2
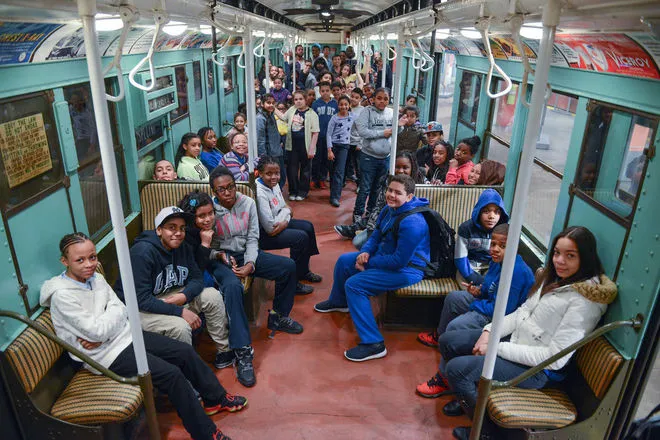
[{"x1": 389, "y1": 30, "x2": 404, "y2": 174}]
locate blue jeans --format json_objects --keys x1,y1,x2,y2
[
  {"x1": 259, "y1": 218, "x2": 319, "y2": 278},
  {"x1": 354, "y1": 153, "x2": 388, "y2": 218},
  {"x1": 436, "y1": 290, "x2": 490, "y2": 335},
  {"x1": 312, "y1": 136, "x2": 329, "y2": 184},
  {"x1": 329, "y1": 143, "x2": 349, "y2": 201},
  {"x1": 327, "y1": 252, "x2": 423, "y2": 344},
  {"x1": 344, "y1": 145, "x2": 359, "y2": 182},
  {"x1": 439, "y1": 329, "x2": 549, "y2": 409}
]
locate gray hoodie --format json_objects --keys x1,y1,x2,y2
[
  {"x1": 353, "y1": 105, "x2": 394, "y2": 159},
  {"x1": 40, "y1": 273, "x2": 132, "y2": 372},
  {"x1": 256, "y1": 178, "x2": 291, "y2": 234},
  {"x1": 211, "y1": 192, "x2": 260, "y2": 264}
]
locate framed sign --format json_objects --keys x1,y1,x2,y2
[{"x1": 0, "y1": 113, "x2": 53, "y2": 188}]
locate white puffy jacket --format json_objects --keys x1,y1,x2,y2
[{"x1": 484, "y1": 275, "x2": 617, "y2": 371}]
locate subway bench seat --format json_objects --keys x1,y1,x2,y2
[{"x1": 2, "y1": 309, "x2": 143, "y2": 439}]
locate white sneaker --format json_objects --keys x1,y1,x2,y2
[
  {"x1": 295, "y1": 195, "x2": 305, "y2": 201},
  {"x1": 289, "y1": 195, "x2": 297, "y2": 201}
]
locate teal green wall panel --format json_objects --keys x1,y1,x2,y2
[{"x1": 0, "y1": 225, "x2": 23, "y2": 349}]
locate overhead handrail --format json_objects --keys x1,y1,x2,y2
[
  {"x1": 415, "y1": 37, "x2": 435, "y2": 72},
  {"x1": 102, "y1": 5, "x2": 138, "y2": 102},
  {"x1": 237, "y1": 43, "x2": 246, "y2": 68},
  {"x1": 477, "y1": 18, "x2": 513, "y2": 99},
  {"x1": 128, "y1": 10, "x2": 167, "y2": 92},
  {"x1": 387, "y1": 40, "x2": 397, "y2": 61},
  {"x1": 410, "y1": 39, "x2": 426, "y2": 70},
  {"x1": 253, "y1": 37, "x2": 265, "y2": 58},
  {"x1": 509, "y1": 15, "x2": 552, "y2": 108},
  {"x1": 211, "y1": 33, "x2": 231, "y2": 66}
]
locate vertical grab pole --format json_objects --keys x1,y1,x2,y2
[
  {"x1": 291, "y1": 34, "x2": 297, "y2": 94},
  {"x1": 380, "y1": 31, "x2": 386, "y2": 89},
  {"x1": 244, "y1": 26, "x2": 258, "y2": 173},
  {"x1": 76, "y1": 1, "x2": 159, "y2": 439},
  {"x1": 469, "y1": 1, "x2": 561, "y2": 439},
  {"x1": 388, "y1": 30, "x2": 404, "y2": 175}
]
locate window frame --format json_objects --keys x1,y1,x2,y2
[{"x1": 457, "y1": 71, "x2": 482, "y2": 130}]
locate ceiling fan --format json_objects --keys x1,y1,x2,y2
[{"x1": 284, "y1": 0, "x2": 371, "y2": 21}]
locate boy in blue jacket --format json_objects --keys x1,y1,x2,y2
[
  {"x1": 115, "y1": 206, "x2": 231, "y2": 370},
  {"x1": 415, "y1": 223, "x2": 535, "y2": 398},
  {"x1": 315, "y1": 174, "x2": 431, "y2": 362}
]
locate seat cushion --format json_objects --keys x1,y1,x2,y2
[
  {"x1": 487, "y1": 387, "x2": 577, "y2": 429},
  {"x1": 50, "y1": 369, "x2": 143, "y2": 425},
  {"x1": 394, "y1": 277, "x2": 460, "y2": 297},
  {"x1": 576, "y1": 336, "x2": 623, "y2": 400}
]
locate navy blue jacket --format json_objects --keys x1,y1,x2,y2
[
  {"x1": 455, "y1": 189, "x2": 509, "y2": 283},
  {"x1": 256, "y1": 109, "x2": 282, "y2": 157},
  {"x1": 470, "y1": 254, "x2": 535, "y2": 317},
  {"x1": 114, "y1": 230, "x2": 204, "y2": 317},
  {"x1": 311, "y1": 98, "x2": 338, "y2": 137}
]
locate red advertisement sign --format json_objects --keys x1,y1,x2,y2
[{"x1": 554, "y1": 34, "x2": 660, "y2": 79}]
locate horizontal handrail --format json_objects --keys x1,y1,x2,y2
[
  {"x1": 0, "y1": 310, "x2": 139, "y2": 385},
  {"x1": 492, "y1": 317, "x2": 643, "y2": 389}
]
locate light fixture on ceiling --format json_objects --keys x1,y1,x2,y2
[
  {"x1": 96, "y1": 13, "x2": 124, "y2": 32},
  {"x1": 200, "y1": 25, "x2": 213, "y2": 35},
  {"x1": 320, "y1": 10, "x2": 332, "y2": 18},
  {"x1": 460, "y1": 27, "x2": 481, "y2": 39},
  {"x1": 520, "y1": 23, "x2": 543, "y2": 39},
  {"x1": 163, "y1": 21, "x2": 188, "y2": 36}
]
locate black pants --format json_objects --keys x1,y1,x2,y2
[
  {"x1": 312, "y1": 136, "x2": 329, "y2": 184},
  {"x1": 259, "y1": 218, "x2": 319, "y2": 278},
  {"x1": 109, "y1": 331, "x2": 226, "y2": 440},
  {"x1": 344, "y1": 145, "x2": 360, "y2": 183},
  {"x1": 287, "y1": 137, "x2": 311, "y2": 197}
]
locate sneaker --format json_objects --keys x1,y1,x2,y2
[
  {"x1": 314, "y1": 300, "x2": 349, "y2": 313},
  {"x1": 204, "y1": 393, "x2": 248, "y2": 415},
  {"x1": 289, "y1": 195, "x2": 297, "y2": 201},
  {"x1": 296, "y1": 282, "x2": 314, "y2": 295},
  {"x1": 267, "y1": 311, "x2": 303, "y2": 334},
  {"x1": 213, "y1": 429, "x2": 232, "y2": 440},
  {"x1": 352, "y1": 214, "x2": 362, "y2": 225},
  {"x1": 234, "y1": 346, "x2": 256, "y2": 387},
  {"x1": 344, "y1": 342, "x2": 387, "y2": 362},
  {"x1": 417, "y1": 330, "x2": 439, "y2": 348},
  {"x1": 319, "y1": 181, "x2": 328, "y2": 189},
  {"x1": 330, "y1": 199, "x2": 340, "y2": 207},
  {"x1": 416, "y1": 372, "x2": 452, "y2": 398},
  {"x1": 346, "y1": 174, "x2": 358, "y2": 182},
  {"x1": 334, "y1": 224, "x2": 356, "y2": 239},
  {"x1": 303, "y1": 271, "x2": 323, "y2": 283},
  {"x1": 214, "y1": 350, "x2": 236, "y2": 369},
  {"x1": 295, "y1": 195, "x2": 305, "y2": 201}
]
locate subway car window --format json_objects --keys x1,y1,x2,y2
[
  {"x1": 207, "y1": 59, "x2": 215, "y2": 95},
  {"x1": 457, "y1": 71, "x2": 481, "y2": 128},
  {"x1": 535, "y1": 92, "x2": 577, "y2": 174},
  {"x1": 0, "y1": 91, "x2": 65, "y2": 214},
  {"x1": 524, "y1": 162, "x2": 562, "y2": 246},
  {"x1": 192, "y1": 60, "x2": 203, "y2": 101},
  {"x1": 489, "y1": 81, "x2": 519, "y2": 143},
  {"x1": 170, "y1": 64, "x2": 189, "y2": 122},
  {"x1": 486, "y1": 136, "x2": 509, "y2": 165},
  {"x1": 576, "y1": 104, "x2": 655, "y2": 218}
]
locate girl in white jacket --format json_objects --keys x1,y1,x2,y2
[{"x1": 434, "y1": 226, "x2": 617, "y2": 438}]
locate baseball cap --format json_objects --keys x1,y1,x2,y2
[
  {"x1": 154, "y1": 206, "x2": 192, "y2": 229},
  {"x1": 425, "y1": 121, "x2": 444, "y2": 133},
  {"x1": 311, "y1": 43, "x2": 321, "y2": 49}
]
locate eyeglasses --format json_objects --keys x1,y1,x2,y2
[{"x1": 214, "y1": 183, "x2": 236, "y2": 194}]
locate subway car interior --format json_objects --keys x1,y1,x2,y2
[{"x1": 0, "y1": 0, "x2": 659, "y2": 439}]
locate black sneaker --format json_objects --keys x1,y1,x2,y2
[
  {"x1": 314, "y1": 300, "x2": 349, "y2": 313},
  {"x1": 267, "y1": 311, "x2": 303, "y2": 334},
  {"x1": 296, "y1": 282, "x2": 314, "y2": 295},
  {"x1": 213, "y1": 429, "x2": 231, "y2": 440},
  {"x1": 344, "y1": 342, "x2": 387, "y2": 362},
  {"x1": 330, "y1": 199, "x2": 340, "y2": 207},
  {"x1": 352, "y1": 214, "x2": 362, "y2": 225},
  {"x1": 303, "y1": 272, "x2": 323, "y2": 283},
  {"x1": 234, "y1": 346, "x2": 256, "y2": 387},
  {"x1": 334, "y1": 224, "x2": 356, "y2": 239},
  {"x1": 214, "y1": 350, "x2": 236, "y2": 369}
]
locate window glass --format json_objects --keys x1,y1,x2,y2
[
  {"x1": 534, "y1": 92, "x2": 576, "y2": 174},
  {"x1": 576, "y1": 104, "x2": 655, "y2": 218},
  {"x1": 435, "y1": 52, "x2": 456, "y2": 139},
  {"x1": 170, "y1": 65, "x2": 189, "y2": 122},
  {"x1": 223, "y1": 60, "x2": 234, "y2": 95},
  {"x1": 457, "y1": 71, "x2": 481, "y2": 127},
  {"x1": 193, "y1": 60, "x2": 203, "y2": 101},
  {"x1": 490, "y1": 80, "x2": 518, "y2": 143},
  {"x1": 524, "y1": 162, "x2": 562, "y2": 247},
  {"x1": 486, "y1": 135, "x2": 509, "y2": 165},
  {"x1": 207, "y1": 59, "x2": 215, "y2": 95},
  {"x1": 0, "y1": 91, "x2": 65, "y2": 214}
]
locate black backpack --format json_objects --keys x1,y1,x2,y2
[
  {"x1": 389, "y1": 206, "x2": 456, "y2": 278},
  {"x1": 624, "y1": 404, "x2": 660, "y2": 440}
]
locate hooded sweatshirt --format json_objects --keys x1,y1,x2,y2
[
  {"x1": 470, "y1": 254, "x2": 535, "y2": 317},
  {"x1": 40, "y1": 273, "x2": 132, "y2": 371},
  {"x1": 361, "y1": 196, "x2": 431, "y2": 274},
  {"x1": 354, "y1": 105, "x2": 394, "y2": 159},
  {"x1": 484, "y1": 275, "x2": 617, "y2": 372},
  {"x1": 256, "y1": 178, "x2": 292, "y2": 234},
  {"x1": 210, "y1": 192, "x2": 260, "y2": 265},
  {"x1": 114, "y1": 230, "x2": 204, "y2": 316},
  {"x1": 177, "y1": 156, "x2": 210, "y2": 182},
  {"x1": 455, "y1": 189, "x2": 509, "y2": 284}
]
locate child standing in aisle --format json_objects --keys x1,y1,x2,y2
[
  {"x1": 326, "y1": 96, "x2": 354, "y2": 207},
  {"x1": 176, "y1": 133, "x2": 210, "y2": 181},
  {"x1": 311, "y1": 81, "x2": 338, "y2": 189},
  {"x1": 226, "y1": 112, "x2": 247, "y2": 147}
]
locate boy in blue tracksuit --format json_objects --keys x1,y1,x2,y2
[
  {"x1": 455, "y1": 188, "x2": 509, "y2": 284},
  {"x1": 315, "y1": 174, "x2": 431, "y2": 362}
]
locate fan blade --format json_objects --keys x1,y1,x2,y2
[
  {"x1": 332, "y1": 9, "x2": 372, "y2": 19},
  {"x1": 312, "y1": 0, "x2": 340, "y2": 6},
  {"x1": 283, "y1": 8, "x2": 319, "y2": 16}
]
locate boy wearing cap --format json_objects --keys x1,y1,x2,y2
[
  {"x1": 396, "y1": 106, "x2": 426, "y2": 154},
  {"x1": 115, "y1": 207, "x2": 231, "y2": 370},
  {"x1": 416, "y1": 121, "x2": 445, "y2": 175}
]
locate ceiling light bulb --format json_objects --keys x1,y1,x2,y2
[
  {"x1": 386, "y1": 33, "x2": 397, "y2": 40},
  {"x1": 321, "y1": 11, "x2": 332, "y2": 17},
  {"x1": 163, "y1": 21, "x2": 188, "y2": 36},
  {"x1": 96, "y1": 14, "x2": 123, "y2": 32},
  {"x1": 520, "y1": 26, "x2": 544, "y2": 39},
  {"x1": 460, "y1": 28, "x2": 481, "y2": 39},
  {"x1": 200, "y1": 25, "x2": 213, "y2": 35}
]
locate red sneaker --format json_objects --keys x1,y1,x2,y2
[
  {"x1": 319, "y1": 181, "x2": 328, "y2": 189},
  {"x1": 213, "y1": 429, "x2": 232, "y2": 440},
  {"x1": 417, "y1": 330, "x2": 439, "y2": 347},
  {"x1": 416, "y1": 372, "x2": 452, "y2": 398},
  {"x1": 204, "y1": 393, "x2": 248, "y2": 415}
]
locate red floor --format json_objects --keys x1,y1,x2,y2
[{"x1": 144, "y1": 182, "x2": 467, "y2": 439}]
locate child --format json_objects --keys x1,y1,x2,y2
[
  {"x1": 256, "y1": 94, "x2": 285, "y2": 187},
  {"x1": 427, "y1": 142, "x2": 454, "y2": 185},
  {"x1": 396, "y1": 106, "x2": 426, "y2": 153},
  {"x1": 416, "y1": 121, "x2": 444, "y2": 174},
  {"x1": 416, "y1": 223, "x2": 535, "y2": 397},
  {"x1": 278, "y1": 90, "x2": 320, "y2": 201},
  {"x1": 346, "y1": 87, "x2": 365, "y2": 183},
  {"x1": 220, "y1": 133, "x2": 250, "y2": 182},
  {"x1": 153, "y1": 159, "x2": 178, "y2": 181},
  {"x1": 313, "y1": 71, "x2": 334, "y2": 99},
  {"x1": 270, "y1": 77, "x2": 292, "y2": 105},
  {"x1": 353, "y1": 87, "x2": 393, "y2": 225},
  {"x1": 198, "y1": 127, "x2": 223, "y2": 172},
  {"x1": 330, "y1": 81, "x2": 344, "y2": 101},
  {"x1": 256, "y1": 156, "x2": 322, "y2": 286},
  {"x1": 41, "y1": 232, "x2": 246, "y2": 440},
  {"x1": 176, "y1": 133, "x2": 210, "y2": 181},
  {"x1": 445, "y1": 135, "x2": 480, "y2": 184},
  {"x1": 226, "y1": 112, "x2": 247, "y2": 147},
  {"x1": 361, "y1": 83, "x2": 375, "y2": 107},
  {"x1": 315, "y1": 174, "x2": 431, "y2": 362},
  {"x1": 311, "y1": 81, "x2": 338, "y2": 189},
  {"x1": 305, "y1": 88, "x2": 316, "y2": 108},
  {"x1": 466, "y1": 160, "x2": 506, "y2": 186},
  {"x1": 326, "y1": 96, "x2": 354, "y2": 207}
]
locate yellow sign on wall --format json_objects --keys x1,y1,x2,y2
[{"x1": 0, "y1": 113, "x2": 52, "y2": 188}]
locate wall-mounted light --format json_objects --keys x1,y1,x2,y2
[
  {"x1": 320, "y1": 10, "x2": 332, "y2": 18},
  {"x1": 96, "y1": 13, "x2": 124, "y2": 32},
  {"x1": 163, "y1": 21, "x2": 188, "y2": 36},
  {"x1": 460, "y1": 27, "x2": 481, "y2": 39}
]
